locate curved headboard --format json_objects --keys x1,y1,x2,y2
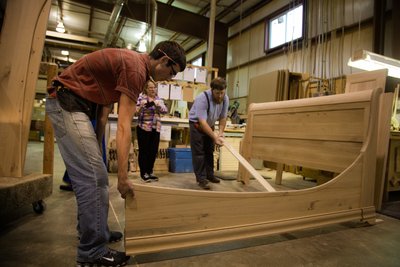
[{"x1": 240, "y1": 88, "x2": 382, "y2": 177}]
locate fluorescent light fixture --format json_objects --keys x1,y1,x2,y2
[
  {"x1": 348, "y1": 49, "x2": 400, "y2": 78},
  {"x1": 56, "y1": 21, "x2": 65, "y2": 33}
]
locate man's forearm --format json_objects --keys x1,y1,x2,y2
[
  {"x1": 199, "y1": 120, "x2": 217, "y2": 140},
  {"x1": 96, "y1": 105, "x2": 112, "y2": 147},
  {"x1": 218, "y1": 118, "x2": 227, "y2": 135},
  {"x1": 116, "y1": 123, "x2": 131, "y2": 180}
]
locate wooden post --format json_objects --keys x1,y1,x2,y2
[
  {"x1": 43, "y1": 63, "x2": 57, "y2": 175},
  {"x1": 0, "y1": 0, "x2": 51, "y2": 177},
  {"x1": 0, "y1": 0, "x2": 53, "y2": 215}
]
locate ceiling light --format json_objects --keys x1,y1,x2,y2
[
  {"x1": 56, "y1": 21, "x2": 65, "y2": 33},
  {"x1": 138, "y1": 40, "x2": 147, "y2": 52},
  {"x1": 348, "y1": 49, "x2": 400, "y2": 78}
]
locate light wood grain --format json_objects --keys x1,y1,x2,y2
[
  {"x1": 0, "y1": 0, "x2": 51, "y2": 177},
  {"x1": 344, "y1": 69, "x2": 392, "y2": 210},
  {"x1": 125, "y1": 88, "x2": 382, "y2": 255},
  {"x1": 223, "y1": 141, "x2": 275, "y2": 192}
]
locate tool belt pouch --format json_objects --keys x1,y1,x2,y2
[{"x1": 56, "y1": 88, "x2": 97, "y2": 119}]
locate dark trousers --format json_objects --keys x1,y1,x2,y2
[
  {"x1": 189, "y1": 123, "x2": 215, "y2": 182},
  {"x1": 136, "y1": 126, "x2": 160, "y2": 177}
]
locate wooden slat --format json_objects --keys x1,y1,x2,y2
[
  {"x1": 251, "y1": 137, "x2": 361, "y2": 173},
  {"x1": 223, "y1": 141, "x2": 275, "y2": 192},
  {"x1": 252, "y1": 108, "x2": 366, "y2": 142}
]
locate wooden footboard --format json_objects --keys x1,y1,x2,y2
[{"x1": 125, "y1": 88, "x2": 382, "y2": 255}]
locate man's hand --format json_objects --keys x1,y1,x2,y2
[
  {"x1": 214, "y1": 135, "x2": 225, "y2": 146},
  {"x1": 118, "y1": 178, "x2": 135, "y2": 199}
]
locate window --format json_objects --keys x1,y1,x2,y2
[
  {"x1": 265, "y1": 2, "x2": 304, "y2": 52},
  {"x1": 191, "y1": 56, "x2": 203, "y2": 67}
]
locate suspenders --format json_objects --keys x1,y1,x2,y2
[
  {"x1": 204, "y1": 91, "x2": 210, "y2": 115},
  {"x1": 203, "y1": 91, "x2": 225, "y2": 116}
]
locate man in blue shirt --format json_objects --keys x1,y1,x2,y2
[{"x1": 188, "y1": 77, "x2": 229, "y2": 189}]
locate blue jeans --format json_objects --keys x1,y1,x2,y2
[
  {"x1": 62, "y1": 120, "x2": 107, "y2": 185},
  {"x1": 46, "y1": 97, "x2": 110, "y2": 261}
]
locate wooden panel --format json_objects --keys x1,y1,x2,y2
[
  {"x1": 344, "y1": 70, "x2": 391, "y2": 210},
  {"x1": 247, "y1": 70, "x2": 279, "y2": 110},
  {"x1": 125, "y1": 157, "x2": 374, "y2": 254},
  {"x1": 0, "y1": 0, "x2": 51, "y2": 177},
  {"x1": 251, "y1": 137, "x2": 361, "y2": 173},
  {"x1": 251, "y1": 108, "x2": 366, "y2": 142},
  {"x1": 238, "y1": 89, "x2": 379, "y2": 185},
  {"x1": 345, "y1": 69, "x2": 387, "y2": 93}
]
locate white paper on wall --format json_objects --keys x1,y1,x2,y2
[
  {"x1": 196, "y1": 68, "x2": 207, "y2": 83},
  {"x1": 157, "y1": 83, "x2": 170, "y2": 99},
  {"x1": 172, "y1": 71, "x2": 184, "y2": 80},
  {"x1": 169, "y1": 84, "x2": 183, "y2": 100},
  {"x1": 183, "y1": 66, "x2": 195, "y2": 82}
]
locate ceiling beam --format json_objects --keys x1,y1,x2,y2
[
  {"x1": 228, "y1": 0, "x2": 272, "y2": 26},
  {"x1": 70, "y1": 0, "x2": 227, "y2": 44}
]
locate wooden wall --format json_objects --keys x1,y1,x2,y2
[{"x1": 226, "y1": 0, "x2": 378, "y2": 111}]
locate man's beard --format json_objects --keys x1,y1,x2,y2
[{"x1": 213, "y1": 97, "x2": 223, "y2": 104}]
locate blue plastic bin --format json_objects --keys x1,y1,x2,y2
[{"x1": 168, "y1": 148, "x2": 193, "y2": 173}]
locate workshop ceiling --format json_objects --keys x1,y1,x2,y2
[{"x1": 44, "y1": 0, "x2": 268, "y2": 65}]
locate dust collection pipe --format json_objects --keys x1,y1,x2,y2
[
  {"x1": 150, "y1": 0, "x2": 158, "y2": 50},
  {"x1": 103, "y1": 0, "x2": 124, "y2": 48},
  {"x1": 207, "y1": 0, "x2": 216, "y2": 75}
]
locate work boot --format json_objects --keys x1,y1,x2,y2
[
  {"x1": 198, "y1": 180, "x2": 211, "y2": 190},
  {"x1": 207, "y1": 176, "x2": 220, "y2": 183}
]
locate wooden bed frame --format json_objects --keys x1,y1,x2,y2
[{"x1": 125, "y1": 88, "x2": 382, "y2": 255}]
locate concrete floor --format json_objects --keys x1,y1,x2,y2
[{"x1": 1, "y1": 141, "x2": 400, "y2": 266}]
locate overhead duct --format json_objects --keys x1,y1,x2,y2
[
  {"x1": 206, "y1": 0, "x2": 216, "y2": 69},
  {"x1": 102, "y1": 0, "x2": 124, "y2": 48},
  {"x1": 150, "y1": 0, "x2": 157, "y2": 50}
]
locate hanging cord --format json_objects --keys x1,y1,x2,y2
[
  {"x1": 357, "y1": 0, "x2": 362, "y2": 49},
  {"x1": 307, "y1": 0, "x2": 313, "y2": 76},
  {"x1": 312, "y1": 0, "x2": 319, "y2": 78},
  {"x1": 236, "y1": 0, "x2": 243, "y2": 99},
  {"x1": 246, "y1": 0, "x2": 252, "y2": 100},
  {"x1": 321, "y1": 0, "x2": 326, "y2": 80},
  {"x1": 339, "y1": 0, "x2": 345, "y2": 78},
  {"x1": 286, "y1": 1, "x2": 292, "y2": 70}
]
